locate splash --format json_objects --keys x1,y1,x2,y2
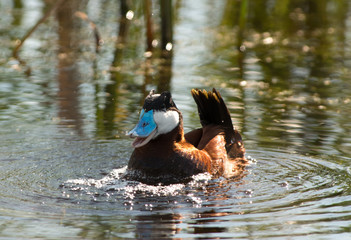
[
  {"x1": 64, "y1": 166, "x2": 128, "y2": 190},
  {"x1": 61, "y1": 166, "x2": 216, "y2": 207}
]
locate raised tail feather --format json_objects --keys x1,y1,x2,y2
[{"x1": 191, "y1": 88, "x2": 244, "y2": 157}]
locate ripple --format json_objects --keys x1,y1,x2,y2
[{"x1": 1, "y1": 147, "x2": 351, "y2": 239}]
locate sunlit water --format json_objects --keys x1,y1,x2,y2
[
  {"x1": 1, "y1": 0, "x2": 351, "y2": 239},
  {"x1": 2, "y1": 137, "x2": 351, "y2": 239}
]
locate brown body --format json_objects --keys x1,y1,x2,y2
[{"x1": 126, "y1": 89, "x2": 247, "y2": 184}]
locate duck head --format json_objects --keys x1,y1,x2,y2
[{"x1": 128, "y1": 90, "x2": 180, "y2": 148}]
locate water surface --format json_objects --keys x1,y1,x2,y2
[{"x1": 1, "y1": 0, "x2": 351, "y2": 239}]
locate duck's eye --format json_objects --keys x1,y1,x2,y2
[{"x1": 142, "y1": 122, "x2": 149, "y2": 127}]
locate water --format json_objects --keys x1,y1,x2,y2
[{"x1": 1, "y1": 0, "x2": 351, "y2": 239}]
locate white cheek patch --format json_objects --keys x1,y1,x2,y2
[{"x1": 153, "y1": 110, "x2": 180, "y2": 136}]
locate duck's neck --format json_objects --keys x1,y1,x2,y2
[{"x1": 156, "y1": 123, "x2": 184, "y2": 146}]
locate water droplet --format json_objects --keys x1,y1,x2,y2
[
  {"x1": 144, "y1": 51, "x2": 152, "y2": 58},
  {"x1": 240, "y1": 81, "x2": 247, "y2": 87},
  {"x1": 152, "y1": 39, "x2": 158, "y2": 47},
  {"x1": 239, "y1": 45, "x2": 246, "y2": 52},
  {"x1": 244, "y1": 189, "x2": 253, "y2": 195},
  {"x1": 302, "y1": 45, "x2": 310, "y2": 52},
  {"x1": 126, "y1": 10, "x2": 134, "y2": 20},
  {"x1": 165, "y1": 42, "x2": 173, "y2": 51},
  {"x1": 263, "y1": 37, "x2": 273, "y2": 45}
]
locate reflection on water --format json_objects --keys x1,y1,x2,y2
[
  {"x1": 61, "y1": 151, "x2": 351, "y2": 239},
  {"x1": 57, "y1": 1, "x2": 85, "y2": 135},
  {"x1": 1, "y1": 0, "x2": 351, "y2": 239}
]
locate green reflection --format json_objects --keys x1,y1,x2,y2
[{"x1": 1, "y1": 1, "x2": 351, "y2": 238}]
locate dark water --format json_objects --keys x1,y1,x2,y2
[{"x1": 1, "y1": 0, "x2": 351, "y2": 239}]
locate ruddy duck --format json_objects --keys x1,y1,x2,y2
[{"x1": 126, "y1": 88, "x2": 246, "y2": 184}]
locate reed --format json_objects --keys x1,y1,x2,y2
[{"x1": 160, "y1": 0, "x2": 173, "y2": 53}]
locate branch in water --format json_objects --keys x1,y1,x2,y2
[{"x1": 13, "y1": 0, "x2": 66, "y2": 60}]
